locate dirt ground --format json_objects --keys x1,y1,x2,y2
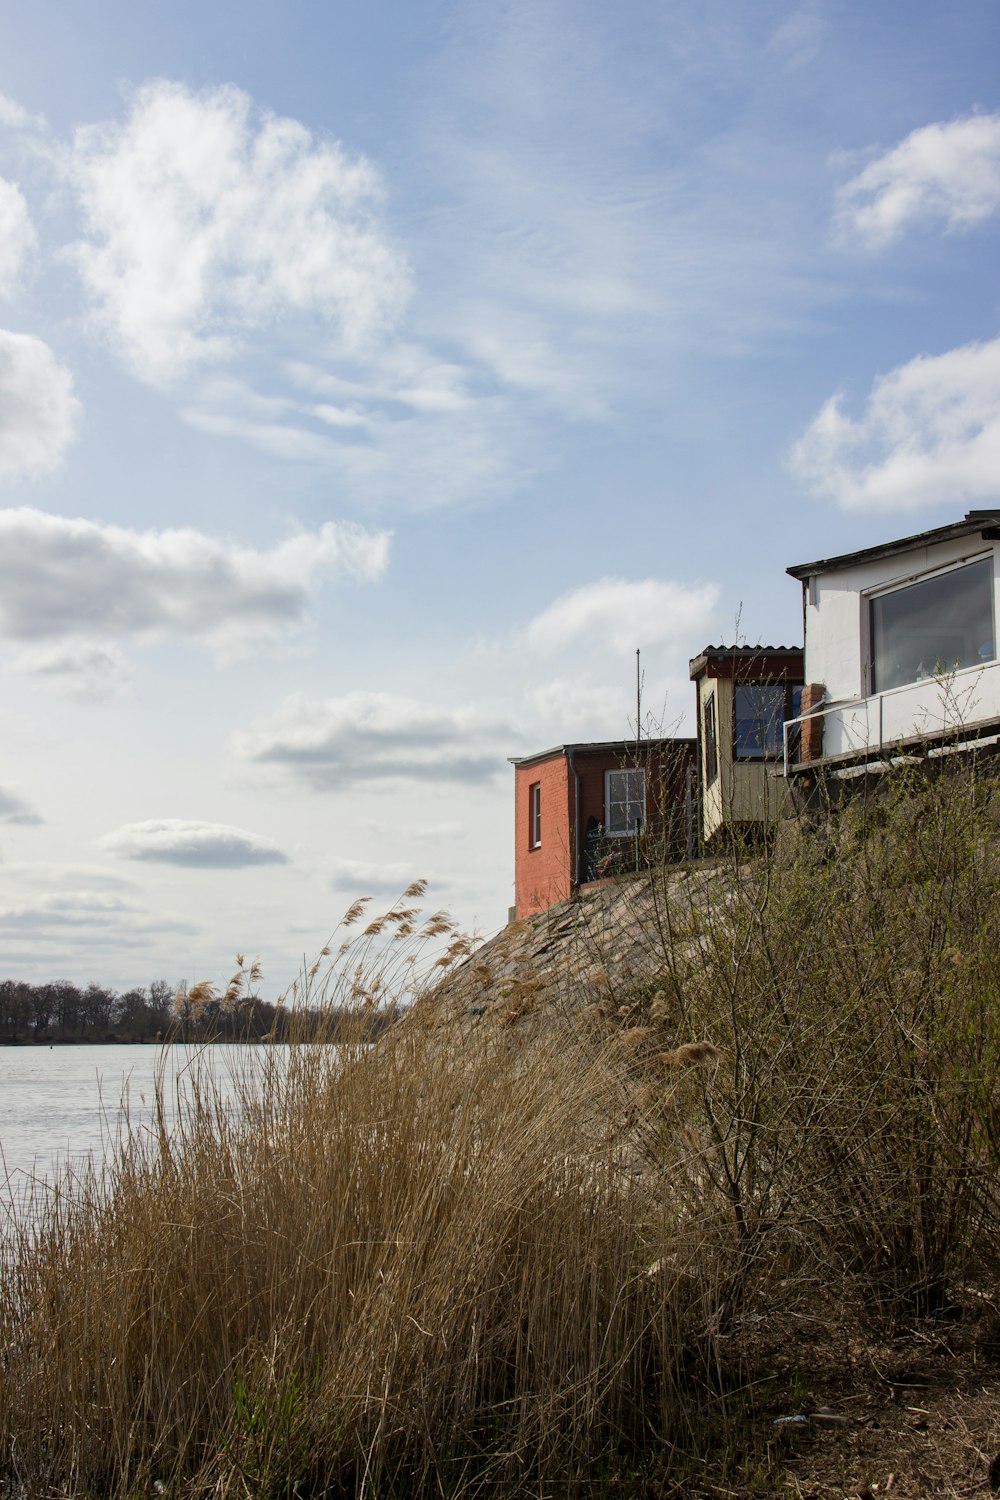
[{"x1": 694, "y1": 1295, "x2": 1000, "y2": 1499}]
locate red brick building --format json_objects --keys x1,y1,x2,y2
[{"x1": 508, "y1": 738, "x2": 697, "y2": 919}]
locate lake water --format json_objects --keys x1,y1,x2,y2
[{"x1": 0, "y1": 1043, "x2": 281, "y2": 1220}]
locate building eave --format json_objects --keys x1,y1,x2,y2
[
  {"x1": 786, "y1": 510, "x2": 1000, "y2": 582},
  {"x1": 689, "y1": 645, "x2": 803, "y2": 680},
  {"x1": 508, "y1": 737, "x2": 695, "y2": 769}
]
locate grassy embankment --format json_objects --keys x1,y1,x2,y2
[{"x1": 3, "y1": 764, "x2": 1000, "y2": 1497}]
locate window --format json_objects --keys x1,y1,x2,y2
[
  {"x1": 528, "y1": 782, "x2": 541, "y2": 848},
  {"x1": 734, "y1": 683, "x2": 786, "y2": 759},
  {"x1": 704, "y1": 693, "x2": 719, "y2": 786},
  {"x1": 869, "y1": 556, "x2": 995, "y2": 694},
  {"x1": 605, "y1": 768, "x2": 645, "y2": 837}
]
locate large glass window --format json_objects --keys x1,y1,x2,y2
[
  {"x1": 605, "y1": 769, "x2": 645, "y2": 837},
  {"x1": 870, "y1": 557, "x2": 995, "y2": 694},
  {"x1": 734, "y1": 683, "x2": 786, "y2": 759}
]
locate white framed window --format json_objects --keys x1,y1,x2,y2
[
  {"x1": 605, "y1": 768, "x2": 645, "y2": 837},
  {"x1": 529, "y1": 782, "x2": 541, "y2": 848},
  {"x1": 868, "y1": 555, "x2": 995, "y2": 694}
]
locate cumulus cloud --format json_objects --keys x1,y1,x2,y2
[
  {"x1": 0, "y1": 509, "x2": 390, "y2": 661},
  {"x1": 0, "y1": 785, "x2": 42, "y2": 825},
  {"x1": 523, "y1": 577, "x2": 720, "y2": 656},
  {"x1": 233, "y1": 692, "x2": 509, "y2": 790},
  {"x1": 99, "y1": 819, "x2": 289, "y2": 868},
  {"x1": 835, "y1": 113, "x2": 1000, "y2": 250},
  {"x1": 67, "y1": 79, "x2": 410, "y2": 383},
  {"x1": 0, "y1": 331, "x2": 81, "y2": 479},
  {"x1": 790, "y1": 336, "x2": 1000, "y2": 511},
  {"x1": 0, "y1": 179, "x2": 37, "y2": 296}
]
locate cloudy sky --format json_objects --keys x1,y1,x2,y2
[{"x1": 0, "y1": 0, "x2": 998, "y2": 991}]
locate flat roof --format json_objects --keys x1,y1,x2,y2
[
  {"x1": 508, "y1": 737, "x2": 695, "y2": 769},
  {"x1": 787, "y1": 510, "x2": 1000, "y2": 581}
]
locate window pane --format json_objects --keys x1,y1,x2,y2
[
  {"x1": 734, "y1": 684, "x2": 785, "y2": 758},
  {"x1": 871, "y1": 557, "x2": 995, "y2": 693},
  {"x1": 704, "y1": 695, "x2": 719, "y2": 786},
  {"x1": 606, "y1": 769, "x2": 645, "y2": 835}
]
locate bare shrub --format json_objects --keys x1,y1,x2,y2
[{"x1": 636, "y1": 759, "x2": 1000, "y2": 1322}]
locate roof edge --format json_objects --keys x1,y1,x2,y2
[
  {"x1": 787, "y1": 511, "x2": 1000, "y2": 581},
  {"x1": 508, "y1": 736, "x2": 695, "y2": 769}
]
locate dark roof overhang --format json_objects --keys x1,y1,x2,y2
[
  {"x1": 688, "y1": 645, "x2": 804, "y2": 681},
  {"x1": 787, "y1": 511, "x2": 1000, "y2": 582},
  {"x1": 508, "y1": 737, "x2": 695, "y2": 769}
]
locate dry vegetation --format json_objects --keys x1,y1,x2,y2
[{"x1": 3, "y1": 765, "x2": 1000, "y2": 1498}]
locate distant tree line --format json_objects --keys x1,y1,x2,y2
[{"x1": 0, "y1": 978, "x2": 400, "y2": 1045}]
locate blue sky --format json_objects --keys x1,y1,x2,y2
[{"x1": 0, "y1": 0, "x2": 998, "y2": 991}]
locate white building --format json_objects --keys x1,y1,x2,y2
[{"x1": 784, "y1": 510, "x2": 1000, "y2": 780}]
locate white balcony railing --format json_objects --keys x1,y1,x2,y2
[{"x1": 782, "y1": 660, "x2": 1000, "y2": 776}]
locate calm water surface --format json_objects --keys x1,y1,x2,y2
[{"x1": 0, "y1": 1043, "x2": 284, "y2": 1217}]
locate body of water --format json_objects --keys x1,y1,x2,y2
[{"x1": 0, "y1": 1043, "x2": 280, "y2": 1219}]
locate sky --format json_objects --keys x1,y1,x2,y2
[{"x1": 0, "y1": 0, "x2": 998, "y2": 993}]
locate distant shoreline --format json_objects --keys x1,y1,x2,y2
[{"x1": 0, "y1": 1036, "x2": 281, "y2": 1047}]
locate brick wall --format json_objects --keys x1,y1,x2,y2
[
  {"x1": 513, "y1": 754, "x2": 574, "y2": 917},
  {"x1": 799, "y1": 684, "x2": 826, "y2": 763},
  {"x1": 513, "y1": 742, "x2": 697, "y2": 918}
]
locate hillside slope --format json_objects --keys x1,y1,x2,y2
[{"x1": 417, "y1": 861, "x2": 728, "y2": 1036}]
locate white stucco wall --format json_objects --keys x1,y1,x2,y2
[
  {"x1": 798, "y1": 532, "x2": 1000, "y2": 759},
  {"x1": 803, "y1": 535, "x2": 1000, "y2": 701}
]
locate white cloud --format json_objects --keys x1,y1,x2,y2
[
  {"x1": 0, "y1": 786, "x2": 42, "y2": 825},
  {"x1": 0, "y1": 179, "x2": 37, "y2": 296},
  {"x1": 835, "y1": 113, "x2": 1000, "y2": 250},
  {"x1": 276, "y1": 360, "x2": 520, "y2": 507},
  {"x1": 523, "y1": 576, "x2": 720, "y2": 656},
  {"x1": 790, "y1": 336, "x2": 1000, "y2": 511},
  {"x1": 67, "y1": 79, "x2": 410, "y2": 383},
  {"x1": 0, "y1": 509, "x2": 390, "y2": 660},
  {"x1": 0, "y1": 93, "x2": 41, "y2": 131},
  {"x1": 14, "y1": 642, "x2": 133, "y2": 698},
  {"x1": 0, "y1": 862, "x2": 138, "y2": 892},
  {"x1": 179, "y1": 356, "x2": 517, "y2": 511},
  {"x1": 0, "y1": 331, "x2": 81, "y2": 479},
  {"x1": 233, "y1": 692, "x2": 509, "y2": 790},
  {"x1": 0, "y1": 887, "x2": 197, "y2": 942},
  {"x1": 99, "y1": 819, "x2": 289, "y2": 868},
  {"x1": 526, "y1": 677, "x2": 632, "y2": 736},
  {"x1": 767, "y1": 9, "x2": 825, "y2": 72},
  {"x1": 0, "y1": 867, "x2": 195, "y2": 965},
  {"x1": 329, "y1": 857, "x2": 420, "y2": 896}
]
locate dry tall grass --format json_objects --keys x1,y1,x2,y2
[
  {"x1": 4, "y1": 765, "x2": 1000, "y2": 1497},
  {"x1": 0, "y1": 998, "x2": 712, "y2": 1496}
]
